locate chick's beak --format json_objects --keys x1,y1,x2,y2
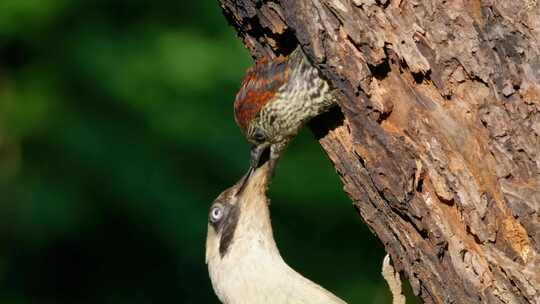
[
  {"x1": 235, "y1": 143, "x2": 270, "y2": 196},
  {"x1": 250, "y1": 143, "x2": 270, "y2": 169}
]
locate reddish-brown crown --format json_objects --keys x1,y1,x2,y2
[{"x1": 234, "y1": 55, "x2": 290, "y2": 132}]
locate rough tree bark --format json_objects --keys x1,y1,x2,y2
[{"x1": 217, "y1": 1, "x2": 540, "y2": 303}]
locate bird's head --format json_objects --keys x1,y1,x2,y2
[
  {"x1": 205, "y1": 162, "x2": 347, "y2": 304},
  {"x1": 205, "y1": 162, "x2": 273, "y2": 264},
  {"x1": 233, "y1": 53, "x2": 298, "y2": 169}
]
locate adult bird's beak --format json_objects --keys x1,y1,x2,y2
[
  {"x1": 236, "y1": 166, "x2": 254, "y2": 195},
  {"x1": 237, "y1": 143, "x2": 271, "y2": 196}
]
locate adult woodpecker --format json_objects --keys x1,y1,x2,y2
[
  {"x1": 205, "y1": 163, "x2": 346, "y2": 304},
  {"x1": 234, "y1": 48, "x2": 337, "y2": 169}
]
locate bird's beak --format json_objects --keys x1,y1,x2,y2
[
  {"x1": 250, "y1": 143, "x2": 270, "y2": 169},
  {"x1": 236, "y1": 143, "x2": 272, "y2": 196},
  {"x1": 236, "y1": 166, "x2": 254, "y2": 195}
]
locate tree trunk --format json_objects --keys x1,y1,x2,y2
[{"x1": 217, "y1": 1, "x2": 540, "y2": 303}]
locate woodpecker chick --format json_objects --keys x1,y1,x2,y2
[
  {"x1": 206, "y1": 163, "x2": 346, "y2": 304},
  {"x1": 234, "y1": 48, "x2": 336, "y2": 168}
]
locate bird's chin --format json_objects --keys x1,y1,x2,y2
[{"x1": 205, "y1": 227, "x2": 220, "y2": 264}]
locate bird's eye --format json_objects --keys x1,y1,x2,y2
[
  {"x1": 252, "y1": 129, "x2": 266, "y2": 143},
  {"x1": 209, "y1": 205, "x2": 224, "y2": 223}
]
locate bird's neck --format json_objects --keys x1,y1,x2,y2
[
  {"x1": 259, "y1": 57, "x2": 335, "y2": 139},
  {"x1": 236, "y1": 173, "x2": 278, "y2": 254}
]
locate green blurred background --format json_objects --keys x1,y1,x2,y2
[{"x1": 0, "y1": 1, "x2": 396, "y2": 303}]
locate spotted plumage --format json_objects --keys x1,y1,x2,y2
[{"x1": 233, "y1": 48, "x2": 336, "y2": 167}]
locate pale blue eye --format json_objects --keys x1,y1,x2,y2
[{"x1": 210, "y1": 205, "x2": 224, "y2": 223}]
